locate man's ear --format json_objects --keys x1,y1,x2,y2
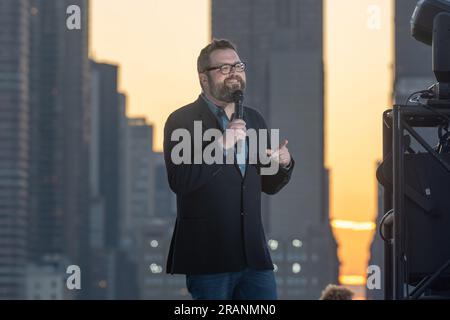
[
  {"x1": 199, "y1": 73, "x2": 209, "y2": 91},
  {"x1": 199, "y1": 73, "x2": 208, "y2": 84}
]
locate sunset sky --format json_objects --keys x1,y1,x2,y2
[{"x1": 91, "y1": 0, "x2": 394, "y2": 293}]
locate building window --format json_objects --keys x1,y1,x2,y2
[
  {"x1": 292, "y1": 239, "x2": 303, "y2": 248},
  {"x1": 292, "y1": 263, "x2": 301, "y2": 274},
  {"x1": 149, "y1": 240, "x2": 158, "y2": 248},
  {"x1": 268, "y1": 239, "x2": 279, "y2": 251},
  {"x1": 149, "y1": 263, "x2": 163, "y2": 274}
]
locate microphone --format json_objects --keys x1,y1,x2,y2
[
  {"x1": 232, "y1": 90, "x2": 245, "y2": 159},
  {"x1": 232, "y1": 90, "x2": 244, "y2": 120}
]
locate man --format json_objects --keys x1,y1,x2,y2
[{"x1": 163, "y1": 39, "x2": 294, "y2": 300}]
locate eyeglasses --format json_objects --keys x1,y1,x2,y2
[{"x1": 204, "y1": 62, "x2": 246, "y2": 75}]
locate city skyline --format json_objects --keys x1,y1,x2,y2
[{"x1": 1, "y1": 0, "x2": 428, "y2": 300}]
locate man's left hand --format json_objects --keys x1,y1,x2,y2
[{"x1": 266, "y1": 139, "x2": 292, "y2": 168}]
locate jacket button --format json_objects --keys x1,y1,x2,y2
[{"x1": 241, "y1": 211, "x2": 244, "y2": 216}]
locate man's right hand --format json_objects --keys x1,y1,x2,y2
[{"x1": 217, "y1": 119, "x2": 247, "y2": 150}]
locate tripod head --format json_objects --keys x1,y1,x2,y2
[{"x1": 411, "y1": 0, "x2": 450, "y2": 100}]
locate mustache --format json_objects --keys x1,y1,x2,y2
[
  {"x1": 225, "y1": 75, "x2": 243, "y2": 82},
  {"x1": 224, "y1": 76, "x2": 245, "y2": 90}
]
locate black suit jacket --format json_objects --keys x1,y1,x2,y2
[{"x1": 164, "y1": 95, "x2": 294, "y2": 275}]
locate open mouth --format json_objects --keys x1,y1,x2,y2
[{"x1": 225, "y1": 78, "x2": 241, "y2": 86}]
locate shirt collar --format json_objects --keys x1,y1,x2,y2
[{"x1": 201, "y1": 92, "x2": 226, "y2": 117}]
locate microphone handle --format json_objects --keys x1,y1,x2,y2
[
  {"x1": 235, "y1": 100, "x2": 244, "y2": 155},
  {"x1": 235, "y1": 101, "x2": 243, "y2": 120}
]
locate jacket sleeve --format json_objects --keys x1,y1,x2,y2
[
  {"x1": 163, "y1": 113, "x2": 222, "y2": 195},
  {"x1": 258, "y1": 115, "x2": 295, "y2": 195}
]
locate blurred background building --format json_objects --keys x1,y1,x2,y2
[
  {"x1": 0, "y1": 0, "x2": 181, "y2": 299},
  {"x1": 367, "y1": 163, "x2": 384, "y2": 300},
  {"x1": 0, "y1": 0, "x2": 31, "y2": 299}
]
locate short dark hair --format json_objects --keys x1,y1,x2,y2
[
  {"x1": 197, "y1": 39, "x2": 237, "y2": 73},
  {"x1": 319, "y1": 284, "x2": 354, "y2": 300}
]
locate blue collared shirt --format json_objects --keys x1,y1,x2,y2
[{"x1": 201, "y1": 93, "x2": 247, "y2": 176}]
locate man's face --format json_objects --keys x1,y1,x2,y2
[{"x1": 201, "y1": 49, "x2": 246, "y2": 103}]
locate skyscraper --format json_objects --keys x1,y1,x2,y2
[
  {"x1": 367, "y1": 171, "x2": 385, "y2": 300},
  {"x1": 28, "y1": 0, "x2": 91, "y2": 270},
  {"x1": 124, "y1": 119, "x2": 179, "y2": 299},
  {"x1": 118, "y1": 93, "x2": 128, "y2": 246},
  {"x1": 136, "y1": 218, "x2": 186, "y2": 299},
  {"x1": 1, "y1": 0, "x2": 91, "y2": 299},
  {"x1": 125, "y1": 118, "x2": 156, "y2": 241},
  {"x1": 0, "y1": 0, "x2": 30, "y2": 299},
  {"x1": 90, "y1": 62, "x2": 121, "y2": 250},
  {"x1": 88, "y1": 61, "x2": 129, "y2": 299},
  {"x1": 212, "y1": 0, "x2": 338, "y2": 299},
  {"x1": 124, "y1": 118, "x2": 176, "y2": 237}
]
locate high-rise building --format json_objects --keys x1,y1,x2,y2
[
  {"x1": 88, "y1": 59, "x2": 105, "y2": 252},
  {"x1": 367, "y1": 169, "x2": 385, "y2": 300},
  {"x1": 88, "y1": 61, "x2": 131, "y2": 299},
  {"x1": 136, "y1": 219, "x2": 186, "y2": 299},
  {"x1": 118, "y1": 93, "x2": 129, "y2": 246},
  {"x1": 0, "y1": 0, "x2": 30, "y2": 299},
  {"x1": 90, "y1": 62, "x2": 121, "y2": 250},
  {"x1": 124, "y1": 118, "x2": 176, "y2": 242},
  {"x1": 25, "y1": 257, "x2": 75, "y2": 300},
  {"x1": 212, "y1": 0, "x2": 338, "y2": 299},
  {"x1": 0, "y1": 0, "x2": 91, "y2": 299},
  {"x1": 115, "y1": 94, "x2": 139, "y2": 300},
  {"x1": 125, "y1": 118, "x2": 156, "y2": 244},
  {"x1": 28, "y1": 0, "x2": 91, "y2": 279},
  {"x1": 124, "y1": 120, "x2": 178, "y2": 298}
]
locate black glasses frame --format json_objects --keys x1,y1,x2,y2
[{"x1": 204, "y1": 62, "x2": 246, "y2": 74}]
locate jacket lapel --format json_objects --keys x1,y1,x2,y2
[{"x1": 196, "y1": 95, "x2": 221, "y2": 132}]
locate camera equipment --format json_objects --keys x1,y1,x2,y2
[
  {"x1": 378, "y1": 0, "x2": 450, "y2": 300},
  {"x1": 411, "y1": 0, "x2": 450, "y2": 101}
]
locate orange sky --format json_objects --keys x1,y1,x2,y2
[
  {"x1": 91, "y1": 0, "x2": 394, "y2": 291},
  {"x1": 325, "y1": 0, "x2": 393, "y2": 282}
]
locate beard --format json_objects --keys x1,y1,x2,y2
[{"x1": 208, "y1": 75, "x2": 246, "y2": 103}]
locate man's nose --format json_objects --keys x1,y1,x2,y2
[{"x1": 229, "y1": 67, "x2": 237, "y2": 75}]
